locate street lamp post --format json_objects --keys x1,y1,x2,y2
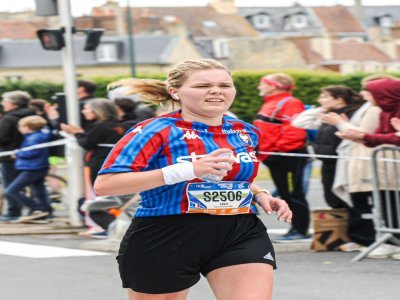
[
  {"x1": 126, "y1": 0, "x2": 136, "y2": 77},
  {"x1": 57, "y1": 0, "x2": 84, "y2": 226}
]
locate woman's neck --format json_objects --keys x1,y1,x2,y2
[{"x1": 181, "y1": 110, "x2": 223, "y2": 126}]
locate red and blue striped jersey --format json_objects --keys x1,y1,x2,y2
[{"x1": 99, "y1": 111, "x2": 262, "y2": 217}]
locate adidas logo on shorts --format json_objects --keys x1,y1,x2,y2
[{"x1": 263, "y1": 252, "x2": 274, "y2": 261}]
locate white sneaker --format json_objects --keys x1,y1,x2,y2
[
  {"x1": 391, "y1": 253, "x2": 400, "y2": 260},
  {"x1": 338, "y1": 242, "x2": 365, "y2": 252},
  {"x1": 367, "y1": 244, "x2": 400, "y2": 259},
  {"x1": 11, "y1": 211, "x2": 49, "y2": 223}
]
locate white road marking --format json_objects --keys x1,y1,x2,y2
[
  {"x1": 267, "y1": 228, "x2": 314, "y2": 234},
  {"x1": 0, "y1": 241, "x2": 110, "y2": 258}
]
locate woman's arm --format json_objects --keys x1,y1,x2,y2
[
  {"x1": 292, "y1": 107, "x2": 324, "y2": 129},
  {"x1": 95, "y1": 148, "x2": 235, "y2": 196},
  {"x1": 94, "y1": 170, "x2": 165, "y2": 196}
]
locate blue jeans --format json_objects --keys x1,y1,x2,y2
[
  {"x1": 1, "y1": 161, "x2": 21, "y2": 216},
  {"x1": 5, "y1": 168, "x2": 51, "y2": 215}
]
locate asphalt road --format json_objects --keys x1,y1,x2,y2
[
  {"x1": 1, "y1": 178, "x2": 399, "y2": 300},
  {"x1": 0, "y1": 234, "x2": 399, "y2": 300}
]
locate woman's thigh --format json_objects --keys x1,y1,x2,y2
[
  {"x1": 127, "y1": 288, "x2": 189, "y2": 300},
  {"x1": 207, "y1": 263, "x2": 274, "y2": 300}
]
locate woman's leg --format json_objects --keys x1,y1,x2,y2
[
  {"x1": 207, "y1": 263, "x2": 274, "y2": 300},
  {"x1": 127, "y1": 288, "x2": 189, "y2": 300}
]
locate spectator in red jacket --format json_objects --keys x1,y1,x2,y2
[{"x1": 254, "y1": 73, "x2": 309, "y2": 242}]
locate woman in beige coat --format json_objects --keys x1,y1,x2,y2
[{"x1": 321, "y1": 94, "x2": 380, "y2": 249}]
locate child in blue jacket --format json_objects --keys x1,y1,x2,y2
[{"x1": 5, "y1": 116, "x2": 52, "y2": 222}]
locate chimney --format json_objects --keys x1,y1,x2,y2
[
  {"x1": 354, "y1": 0, "x2": 364, "y2": 22},
  {"x1": 162, "y1": 16, "x2": 188, "y2": 38},
  {"x1": 209, "y1": 0, "x2": 237, "y2": 14},
  {"x1": 311, "y1": 36, "x2": 332, "y2": 60}
]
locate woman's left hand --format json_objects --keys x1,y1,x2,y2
[
  {"x1": 256, "y1": 193, "x2": 292, "y2": 223},
  {"x1": 318, "y1": 112, "x2": 348, "y2": 126}
]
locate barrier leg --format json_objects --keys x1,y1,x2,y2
[{"x1": 352, "y1": 233, "x2": 392, "y2": 262}]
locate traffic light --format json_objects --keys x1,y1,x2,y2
[
  {"x1": 37, "y1": 29, "x2": 65, "y2": 50},
  {"x1": 36, "y1": 28, "x2": 104, "y2": 51},
  {"x1": 83, "y1": 29, "x2": 104, "y2": 51}
]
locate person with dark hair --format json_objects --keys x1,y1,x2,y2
[
  {"x1": 77, "y1": 79, "x2": 97, "y2": 130},
  {"x1": 293, "y1": 85, "x2": 363, "y2": 209},
  {"x1": 94, "y1": 59, "x2": 292, "y2": 300},
  {"x1": 253, "y1": 73, "x2": 309, "y2": 242},
  {"x1": 31, "y1": 99, "x2": 60, "y2": 129},
  {"x1": 0, "y1": 91, "x2": 36, "y2": 221},
  {"x1": 108, "y1": 86, "x2": 155, "y2": 130}
]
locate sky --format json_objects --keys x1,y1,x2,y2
[{"x1": 0, "y1": 0, "x2": 399, "y2": 16}]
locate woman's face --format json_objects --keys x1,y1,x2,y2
[
  {"x1": 82, "y1": 104, "x2": 97, "y2": 121},
  {"x1": 257, "y1": 78, "x2": 276, "y2": 96},
  {"x1": 174, "y1": 69, "x2": 236, "y2": 119},
  {"x1": 1, "y1": 99, "x2": 16, "y2": 112},
  {"x1": 360, "y1": 89, "x2": 376, "y2": 105},
  {"x1": 317, "y1": 91, "x2": 344, "y2": 110}
]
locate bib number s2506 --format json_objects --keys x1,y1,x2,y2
[{"x1": 186, "y1": 181, "x2": 253, "y2": 215}]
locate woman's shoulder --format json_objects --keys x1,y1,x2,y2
[
  {"x1": 225, "y1": 115, "x2": 260, "y2": 135},
  {"x1": 126, "y1": 111, "x2": 181, "y2": 134}
]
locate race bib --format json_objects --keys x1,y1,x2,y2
[{"x1": 186, "y1": 181, "x2": 253, "y2": 215}]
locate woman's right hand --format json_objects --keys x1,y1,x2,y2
[
  {"x1": 192, "y1": 148, "x2": 234, "y2": 178},
  {"x1": 60, "y1": 123, "x2": 84, "y2": 134},
  {"x1": 391, "y1": 117, "x2": 400, "y2": 132}
]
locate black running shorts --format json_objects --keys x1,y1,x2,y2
[{"x1": 117, "y1": 214, "x2": 276, "y2": 294}]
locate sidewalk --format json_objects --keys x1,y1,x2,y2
[
  {"x1": 0, "y1": 218, "x2": 83, "y2": 235},
  {"x1": 0, "y1": 178, "x2": 324, "y2": 253}
]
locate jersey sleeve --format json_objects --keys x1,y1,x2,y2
[{"x1": 98, "y1": 120, "x2": 170, "y2": 174}]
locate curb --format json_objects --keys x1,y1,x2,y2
[{"x1": 0, "y1": 221, "x2": 84, "y2": 235}]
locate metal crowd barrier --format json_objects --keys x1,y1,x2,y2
[{"x1": 352, "y1": 146, "x2": 400, "y2": 262}]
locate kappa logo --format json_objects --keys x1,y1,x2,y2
[
  {"x1": 132, "y1": 126, "x2": 143, "y2": 134},
  {"x1": 180, "y1": 131, "x2": 203, "y2": 140},
  {"x1": 263, "y1": 252, "x2": 275, "y2": 261}
]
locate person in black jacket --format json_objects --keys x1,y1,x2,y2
[
  {"x1": 78, "y1": 79, "x2": 97, "y2": 130},
  {"x1": 60, "y1": 98, "x2": 125, "y2": 185},
  {"x1": 61, "y1": 98, "x2": 126, "y2": 234},
  {"x1": 0, "y1": 91, "x2": 36, "y2": 221},
  {"x1": 315, "y1": 86, "x2": 363, "y2": 209},
  {"x1": 108, "y1": 86, "x2": 155, "y2": 129},
  {"x1": 294, "y1": 86, "x2": 363, "y2": 209}
]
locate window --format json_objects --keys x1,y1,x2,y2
[
  {"x1": 95, "y1": 42, "x2": 120, "y2": 63},
  {"x1": 203, "y1": 20, "x2": 218, "y2": 28},
  {"x1": 292, "y1": 14, "x2": 308, "y2": 29},
  {"x1": 213, "y1": 39, "x2": 229, "y2": 58},
  {"x1": 380, "y1": 15, "x2": 393, "y2": 28},
  {"x1": 252, "y1": 14, "x2": 271, "y2": 29}
]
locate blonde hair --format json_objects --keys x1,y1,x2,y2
[
  {"x1": 361, "y1": 74, "x2": 398, "y2": 88},
  {"x1": 107, "y1": 59, "x2": 231, "y2": 106},
  {"x1": 18, "y1": 115, "x2": 47, "y2": 131},
  {"x1": 263, "y1": 73, "x2": 295, "y2": 90}
]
